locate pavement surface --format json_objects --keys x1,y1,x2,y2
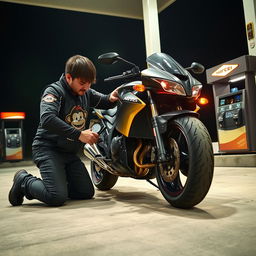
[{"x1": 0, "y1": 161, "x2": 256, "y2": 256}]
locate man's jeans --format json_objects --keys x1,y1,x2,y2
[{"x1": 22, "y1": 147, "x2": 95, "y2": 206}]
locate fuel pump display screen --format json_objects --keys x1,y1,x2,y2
[
  {"x1": 217, "y1": 90, "x2": 245, "y2": 133},
  {"x1": 7, "y1": 129, "x2": 19, "y2": 135},
  {"x1": 219, "y1": 93, "x2": 242, "y2": 106},
  {"x1": 225, "y1": 111, "x2": 233, "y2": 118}
]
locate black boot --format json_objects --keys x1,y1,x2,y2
[{"x1": 8, "y1": 169, "x2": 29, "y2": 206}]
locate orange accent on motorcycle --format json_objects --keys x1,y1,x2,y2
[
  {"x1": 197, "y1": 97, "x2": 209, "y2": 105},
  {"x1": 133, "y1": 84, "x2": 146, "y2": 92},
  {"x1": 194, "y1": 105, "x2": 200, "y2": 112}
]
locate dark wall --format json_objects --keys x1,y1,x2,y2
[
  {"x1": 0, "y1": 2, "x2": 146, "y2": 158},
  {"x1": 0, "y1": 0, "x2": 248, "y2": 158}
]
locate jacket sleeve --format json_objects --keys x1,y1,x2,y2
[
  {"x1": 88, "y1": 88, "x2": 117, "y2": 109},
  {"x1": 40, "y1": 86, "x2": 81, "y2": 140}
]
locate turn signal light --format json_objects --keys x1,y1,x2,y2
[
  {"x1": 133, "y1": 84, "x2": 146, "y2": 92},
  {"x1": 197, "y1": 97, "x2": 209, "y2": 105}
]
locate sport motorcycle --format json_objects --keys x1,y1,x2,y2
[{"x1": 84, "y1": 52, "x2": 214, "y2": 209}]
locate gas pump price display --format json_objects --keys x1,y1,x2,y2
[
  {"x1": 219, "y1": 93, "x2": 242, "y2": 106},
  {"x1": 0, "y1": 112, "x2": 25, "y2": 161},
  {"x1": 219, "y1": 93, "x2": 243, "y2": 113},
  {"x1": 217, "y1": 89, "x2": 245, "y2": 127},
  {"x1": 218, "y1": 93, "x2": 243, "y2": 112}
]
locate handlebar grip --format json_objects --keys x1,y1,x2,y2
[
  {"x1": 104, "y1": 72, "x2": 140, "y2": 82},
  {"x1": 104, "y1": 74, "x2": 124, "y2": 82}
]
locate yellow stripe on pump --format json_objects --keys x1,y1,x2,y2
[{"x1": 218, "y1": 126, "x2": 246, "y2": 143}]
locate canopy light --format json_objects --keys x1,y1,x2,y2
[
  {"x1": 0, "y1": 112, "x2": 26, "y2": 119},
  {"x1": 229, "y1": 75, "x2": 246, "y2": 83}
]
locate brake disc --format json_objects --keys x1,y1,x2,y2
[{"x1": 160, "y1": 138, "x2": 180, "y2": 182}]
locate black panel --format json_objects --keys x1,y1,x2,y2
[{"x1": 128, "y1": 106, "x2": 154, "y2": 139}]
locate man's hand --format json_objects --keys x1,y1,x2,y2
[
  {"x1": 109, "y1": 87, "x2": 120, "y2": 102},
  {"x1": 79, "y1": 129, "x2": 99, "y2": 145}
]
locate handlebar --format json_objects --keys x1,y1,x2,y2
[
  {"x1": 104, "y1": 74, "x2": 126, "y2": 82},
  {"x1": 104, "y1": 68, "x2": 140, "y2": 82}
]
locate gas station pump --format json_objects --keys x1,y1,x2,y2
[
  {"x1": 0, "y1": 112, "x2": 25, "y2": 161},
  {"x1": 206, "y1": 55, "x2": 256, "y2": 153}
]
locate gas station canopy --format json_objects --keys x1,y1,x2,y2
[{"x1": 2, "y1": 0, "x2": 176, "y2": 19}]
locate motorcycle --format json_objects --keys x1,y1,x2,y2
[{"x1": 84, "y1": 52, "x2": 214, "y2": 209}]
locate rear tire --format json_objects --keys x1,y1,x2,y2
[
  {"x1": 90, "y1": 162, "x2": 118, "y2": 191},
  {"x1": 156, "y1": 116, "x2": 214, "y2": 209}
]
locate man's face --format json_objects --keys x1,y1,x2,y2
[{"x1": 65, "y1": 74, "x2": 91, "y2": 96}]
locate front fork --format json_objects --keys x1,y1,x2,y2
[{"x1": 147, "y1": 91, "x2": 169, "y2": 164}]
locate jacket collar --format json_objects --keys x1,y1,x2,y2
[{"x1": 59, "y1": 73, "x2": 76, "y2": 96}]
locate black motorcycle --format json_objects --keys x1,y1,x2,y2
[{"x1": 84, "y1": 52, "x2": 214, "y2": 209}]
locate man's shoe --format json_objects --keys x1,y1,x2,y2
[{"x1": 8, "y1": 170, "x2": 29, "y2": 206}]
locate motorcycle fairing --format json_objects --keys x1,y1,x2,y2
[
  {"x1": 141, "y1": 68, "x2": 181, "y2": 85},
  {"x1": 94, "y1": 109, "x2": 104, "y2": 119},
  {"x1": 115, "y1": 92, "x2": 146, "y2": 137},
  {"x1": 127, "y1": 106, "x2": 154, "y2": 139},
  {"x1": 145, "y1": 53, "x2": 202, "y2": 96},
  {"x1": 94, "y1": 108, "x2": 117, "y2": 126},
  {"x1": 147, "y1": 53, "x2": 188, "y2": 76},
  {"x1": 127, "y1": 109, "x2": 199, "y2": 139}
]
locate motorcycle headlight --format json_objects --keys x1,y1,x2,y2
[
  {"x1": 153, "y1": 79, "x2": 186, "y2": 96},
  {"x1": 192, "y1": 85, "x2": 202, "y2": 98}
]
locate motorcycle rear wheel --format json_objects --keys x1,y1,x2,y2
[
  {"x1": 90, "y1": 162, "x2": 118, "y2": 190},
  {"x1": 156, "y1": 116, "x2": 214, "y2": 209}
]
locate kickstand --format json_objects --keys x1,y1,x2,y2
[{"x1": 146, "y1": 179, "x2": 159, "y2": 189}]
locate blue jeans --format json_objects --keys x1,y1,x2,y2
[{"x1": 23, "y1": 147, "x2": 95, "y2": 206}]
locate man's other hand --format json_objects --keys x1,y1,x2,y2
[
  {"x1": 79, "y1": 129, "x2": 99, "y2": 144},
  {"x1": 109, "y1": 87, "x2": 120, "y2": 102}
]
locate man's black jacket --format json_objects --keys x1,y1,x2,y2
[{"x1": 32, "y1": 74, "x2": 115, "y2": 153}]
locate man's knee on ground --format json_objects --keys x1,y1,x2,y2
[
  {"x1": 69, "y1": 187, "x2": 95, "y2": 200},
  {"x1": 46, "y1": 194, "x2": 67, "y2": 206}
]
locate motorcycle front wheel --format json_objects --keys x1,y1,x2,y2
[
  {"x1": 90, "y1": 162, "x2": 118, "y2": 191},
  {"x1": 156, "y1": 116, "x2": 214, "y2": 209}
]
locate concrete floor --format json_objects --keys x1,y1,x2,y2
[{"x1": 0, "y1": 162, "x2": 256, "y2": 256}]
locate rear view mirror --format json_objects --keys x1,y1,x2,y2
[
  {"x1": 187, "y1": 62, "x2": 205, "y2": 74},
  {"x1": 98, "y1": 52, "x2": 119, "y2": 65}
]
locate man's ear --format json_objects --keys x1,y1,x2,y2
[{"x1": 65, "y1": 73, "x2": 72, "y2": 85}]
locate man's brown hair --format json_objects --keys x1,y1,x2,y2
[{"x1": 65, "y1": 55, "x2": 96, "y2": 83}]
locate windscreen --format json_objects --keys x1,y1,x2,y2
[{"x1": 146, "y1": 53, "x2": 188, "y2": 77}]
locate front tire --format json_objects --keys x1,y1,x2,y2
[
  {"x1": 156, "y1": 116, "x2": 214, "y2": 209},
  {"x1": 91, "y1": 162, "x2": 118, "y2": 191}
]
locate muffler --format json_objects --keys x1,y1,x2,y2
[{"x1": 83, "y1": 143, "x2": 113, "y2": 172}]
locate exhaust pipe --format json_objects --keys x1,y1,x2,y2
[
  {"x1": 83, "y1": 143, "x2": 112, "y2": 172},
  {"x1": 84, "y1": 144, "x2": 100, "y2": 159}
]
